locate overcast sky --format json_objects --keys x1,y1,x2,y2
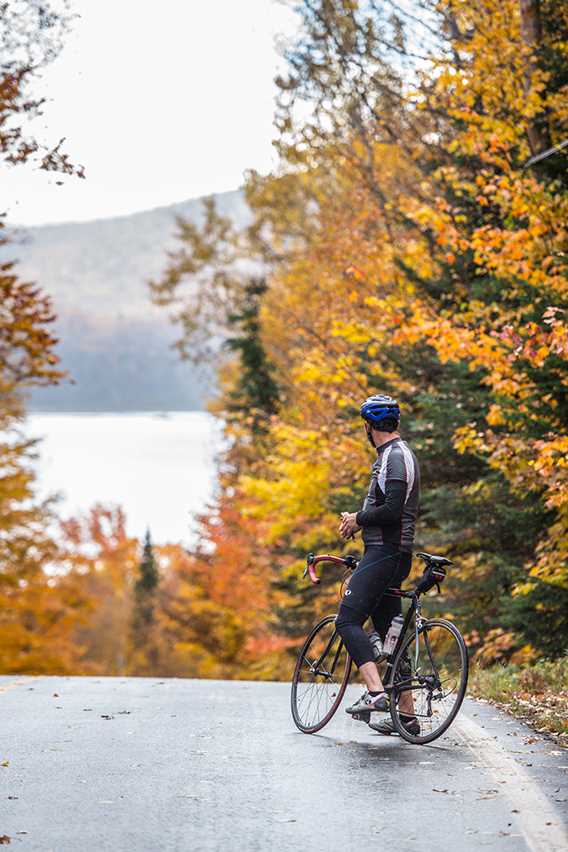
[{"x1": 3, "y1": 0, "x2": 297, "y2": 226}]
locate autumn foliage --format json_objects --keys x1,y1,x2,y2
[
  {"x1": 0, "y1": 2, "x2": 83, "y2": 673},
  {"x1": 151, "y1": 0, "x2": 568, "y2": 673},
  {"x1": 1, "y1": 0, "x2": 567, "y2": 677}
]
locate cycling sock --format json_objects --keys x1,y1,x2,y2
[{"x1": 369, "y1": 690, "x2": 385, "y2": 698}]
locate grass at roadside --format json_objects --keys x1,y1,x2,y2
[{"x1": 469, "y1": 656, "x2": 568, "y2": 746}]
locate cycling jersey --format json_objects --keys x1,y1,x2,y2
[{"x1": 355, "y1": 437, "x2": 420, "y2": 552}]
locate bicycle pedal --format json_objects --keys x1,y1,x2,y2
[{"x1": 351, "y1": 710, "x2": 371, "y2": 724}]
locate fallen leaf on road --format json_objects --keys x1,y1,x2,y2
[
  {"x1": 432, "y1": 788, "x2": 448, "y2": 793},
  {"x1": 1, "y1": 761, "x2": 9, "y2": 768},
  {"x1": 52, "y1": 693, "x2": 59, "y2": 698},
  {"x1": 0, "y1": 836, "x2": 10, "y2": 845},
  {"x1": 82, "y1": 708, "x2": 92, "y2": 712},
  {"x1": 100, "y1": 715, "x2": 114, "y2": 720},
  {"x1": 117, "y1": 711, "x2": 131, "y2": 715},
  {"x1": 7, "y1": 796, "x2": 17, "y2": 800}
]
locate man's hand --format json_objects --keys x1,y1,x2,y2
[{"x1": 339, "y1": 512, "x2": 360, "y2": 540}]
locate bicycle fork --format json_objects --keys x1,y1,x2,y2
[{"x1": 308, "y1": 631, "x2": 344, "y2": 680}]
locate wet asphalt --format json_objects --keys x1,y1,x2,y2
[{"x1": 0, "y1": 677, "x2": 567, "y2": 851}]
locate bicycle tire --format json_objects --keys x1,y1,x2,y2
[
  {"x1": 389, "y1": 618, "x2": 468, "y2": 745},
  {"x1": 291, "y1": 615, "x2": 352, "y2": 734}
]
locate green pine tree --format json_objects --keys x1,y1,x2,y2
[
  {"x1": 131, "y1": 529, "x2": 160, "y2": 671},
  {"x1": 225, "y1": 277, "x2": 280, "y2": 438}
]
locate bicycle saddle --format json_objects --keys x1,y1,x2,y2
[{"x1": 416, "y1": 551, "x2": 453, "y2": 567}]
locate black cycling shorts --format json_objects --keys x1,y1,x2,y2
[{"x1": 335, "y1": 543, "x2": 412, "y2": 667}]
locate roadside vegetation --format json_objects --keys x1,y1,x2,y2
[{"x1": 471, "y1": 657, "x2": 568, "y2": 745}]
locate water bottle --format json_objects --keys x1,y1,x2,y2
[
  {"x1": 383, "y1": 615, "x2": 405, "y2": 656},
  {"x1": 368, "y1": 631, "x2": 386, "y2": 662}
]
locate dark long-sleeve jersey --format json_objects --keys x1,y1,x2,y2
[{"x1": 355, "y1": 437, "x2": 420, "y2": 552}]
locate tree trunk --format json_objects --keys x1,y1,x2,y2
[{"x1": 519, "y1": 0, "x2": 552, "y2": 154}]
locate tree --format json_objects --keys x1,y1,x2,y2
[
  {"x1": 58, "y1": 506, "x2": 139, "y2": 675},
  {"x1": 130, "y1": 529, "x2": 160, "y2": 673},
  {"x1": 224, "y1": 277, "x2": 280, "y2": 439},
  {"x1": 0, "y1": 2, "x2": 86, "y2": 674},
  {"x1": 152, "y1": 0, "x2": 568, "y2": 671},
  {"x1": 239, "y1": 0, "x2": 568, "y2": 661}
]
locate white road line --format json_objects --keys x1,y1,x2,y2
[{"x1": 457, "y1": 712, "x2": 568, "y2": 852}]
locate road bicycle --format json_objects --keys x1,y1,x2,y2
[{"x1": 290, "y1": 551, "x2": 468, "y2": 745}]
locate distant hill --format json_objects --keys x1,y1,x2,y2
[{"x1": 4, "y1": 190, "x2": 250, "y2": 411}]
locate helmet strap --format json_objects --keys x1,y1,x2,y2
[{"x1": 364, "y1": 422, "x2": 376, "y2": 448}]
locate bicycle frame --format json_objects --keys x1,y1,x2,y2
[
  {"x1": 309, "y1": 625, "x2": 346, "y2": 680},
  {"x1": 382, "y1": 592, "x2": 438, "y2": 698},
  {"x1": 304, "y1": 552, "x2": 432, "y2": 690},
  {"x1": 294, "y1": 551, "x2": 467, "y2": 742}
]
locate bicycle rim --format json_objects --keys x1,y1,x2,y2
[
  {"x1": 291, "y1": 615, "x2": 352, "y2": 734},
  {"x1": 389, "y1": 618, "x2": 468, "y2": 745}
]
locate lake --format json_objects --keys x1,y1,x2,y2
[{"x1": 26, "y1": 412, "x2": 224, "y2": 545}]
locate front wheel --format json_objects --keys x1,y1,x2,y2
[
  {"x1": 389, "y1": 618, "x2": 468, "y2": 745},
  {"x1": 291, "y1": 615, "x2": 352, "y2": 734}
]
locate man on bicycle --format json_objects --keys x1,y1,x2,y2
[{"x1": 336, "y1": 393, "x2": 420, "y2": 736}]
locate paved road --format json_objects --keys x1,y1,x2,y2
[{"x1": 0, "y1": 677, "x2": 567, "y2": 851}]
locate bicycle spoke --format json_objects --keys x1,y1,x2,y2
[
  {"x1": 291, "y1": 617, "x2": 351, "y2": 733},
  {"x1": 390, "y1": 619, "x2": 467, "y2": 742},
  {"x1": 296, "y1": 683, "x2": 314, "y2": 707}
]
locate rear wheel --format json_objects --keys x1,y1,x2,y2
[
  {"x1": 389, "y1": 618, "x2": 468, "y2": 745},
  {"x1": 291, "y1": 615, "x2": 352, "y2": 734}
]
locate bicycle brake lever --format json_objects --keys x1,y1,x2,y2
[{"x1": 303, "y1": 552, "x2": 314, "y2": 579}]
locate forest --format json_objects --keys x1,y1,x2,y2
[{"x1": 1, "y1": 1, "x2": 567, "y2": 731}]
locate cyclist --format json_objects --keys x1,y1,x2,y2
[{"x1": 336, "y1": 394, "x2": 420, "y2": 736}]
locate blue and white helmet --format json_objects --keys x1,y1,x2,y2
[{"x1": 360, "y1": 394, "x2": 400, "y2": 429}]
